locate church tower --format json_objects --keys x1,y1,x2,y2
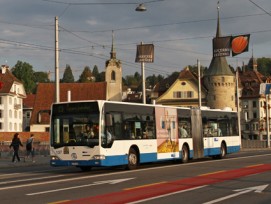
[
  {"x1": 105, "y1": 31, "x2": 122, "y2": 101},
  {"x1": 204, "y1": 3, "x2": 236, "y2": 110}
]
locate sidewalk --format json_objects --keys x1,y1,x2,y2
[{"x1": 0, "y1": 155, "x2": 50, "y2": 168}]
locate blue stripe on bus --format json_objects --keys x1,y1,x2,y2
[{"x1": 50, "y1": 145, "x2": 240, "y2": 167}]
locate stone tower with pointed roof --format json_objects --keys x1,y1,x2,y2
[
  {"x1": 204, "y1": 4, "x2": 236, "y2": 111},
  {"x1": 105, "y1": 31, "x2": 122, "y2": 101}
]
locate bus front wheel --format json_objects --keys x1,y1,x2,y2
[{"x1": 127, "y1": 148, "x2": 138, "y2": 170}]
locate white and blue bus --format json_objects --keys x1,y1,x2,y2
[{"x1": 50, "y1": 100, "x2": 240, "y2": 171}]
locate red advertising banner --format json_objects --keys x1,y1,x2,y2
[{"x1": 231, "y1": 34, "x2": 250, "y2": 56}]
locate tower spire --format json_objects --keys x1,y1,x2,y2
[
  {"x1": 216, "y1": 1, "x2": 221, "y2": 37},
  {"x1": 110, "y1": 30, "x2": 116, "y2": 59}
]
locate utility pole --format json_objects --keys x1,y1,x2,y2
[
  {"x1": 197, "y1": 59, "x2": 201, "y2": 108},
  {"x1": 266, "y1": 94, "x2": 270, "y2": 147},
  {"x1": 141, "y1": 42, "x2": 146, "y2": 104},
  {"x1": 55, "y1": 16, "x2": 60, "y2": 103}
]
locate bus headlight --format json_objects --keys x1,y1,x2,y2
[
  {"x1": 92, "y1": 155, "x2": 105, "y2": 160},
  {"x1": 51, "y1": 156, "x2": 60, "y2": 160}
]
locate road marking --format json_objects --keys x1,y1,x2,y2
[
  {"x1": 199, "y1": 170, "x2": 226, "y2": 177},
  {"x1": 26, "y1": 178, "x2": 134, "y2": 196},
  {"x1": 47, "y1": 200, "x2": 70, "y2": 204},
  {"x1": 127, "y1": 185, "x2": 208, "y2": 204},
  {"x1": 124, "y1": 181, "x2": 166, "y2": 191},
  {"x1": 246, "y1": 164, "x2": 264, "y2": 168},
  {"x1": 0, "y1": 175, "x2": 65, "y2": 185},
  {"x1": 203, "y1": 184, "x2": 269, "y2": 204}
]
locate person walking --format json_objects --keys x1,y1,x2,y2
[
  {"x1": 9, "y1": 133, "x2": 23, "y2": 163},
  {"x1": 26, "y1": 134, "x2": 35, "y2": 162}
]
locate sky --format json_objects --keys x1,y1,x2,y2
[{"x1": 0, "y1": 0, "x2": 271, "y2": 80}]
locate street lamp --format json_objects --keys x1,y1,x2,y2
[{"x1": 136, "y1": 4, "x2": 147, "y2": 11}]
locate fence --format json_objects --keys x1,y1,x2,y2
[
  {"x1": 0, "y1": 141, "x2": 49, "y2": 158},
  {"x1": 241, "y1": 139, "x2": 269, "y2": 148}
]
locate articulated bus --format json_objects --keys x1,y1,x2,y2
[{"x1": 50, "y1": 100, "x2": 240, "y2": 171}]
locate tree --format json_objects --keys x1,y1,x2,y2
[
  {"x1": 146, "y1": 74, "x2": 165, "y2": 89},
  {"x1": 257, "y1": 57, "x2": 271, "y2": 76},
  {"x1": 92, "y1": 65, "x2": 99, "y2": 82},
  {"x1": 78, "y1": 66, "x2": 94, "y2": 82},
  {"x1": 61, "y1": 64, "x2": 74, "y2": 83},
  {"x1": 12, "y1": 61, "x2": 36, "y2": 94},
  {"x1": 34, "y1": 72, "x2": 50, "y2": 83}
]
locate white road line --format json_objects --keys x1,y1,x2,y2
[{"x1": 0, "y1": 175, "x2": 64, "y2": 185}]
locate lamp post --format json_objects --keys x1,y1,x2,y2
[{"x1": 55, "y1": 16, "x2": 60, "y2": 103}]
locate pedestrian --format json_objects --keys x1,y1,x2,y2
[
  {"x1": 26, "y1": 134, "x2": 35, "y2": 162},
  {"x1": 9, "y1": 133, "x2": 23, "y2": 163}
]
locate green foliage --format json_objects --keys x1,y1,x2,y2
[
  {"x1": 12, "y1": 61, "x2": 36, "y2": 94},
  {"x1": 146, "y1": 74, "x2": 165, "y2": 89},
  {"x1": 257, "y1": 57, "x2": 271, "y2": 76},
  {"x1": 78, "y1": 66, "x2": 93, "y2": 82},
  {"x1": 92, "y1": 65, "x2": 104, "y2": 82},
  {"x1": 61, "y1": 64, "x2": 75, "y2": 83},
  {"x1": 34, "y1": 72, "x2": 50, "y2": 83}
]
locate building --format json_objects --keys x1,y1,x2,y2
[
  {"x1": 203, "y1": 5, "x2": 236, "y2": 111},
  {"x1": 152, "y1": 67, "x2": 207, "y2": 107},
  {"x1": 0, "y1": 65, "x2": 26, "y2": 132},
  {"x1": 238, "y1": 55, "x2": 271, "y2": 140},
  {"x1": 105, "y1": 31, "x2": 122, "y2": 101},
  {"x1": 23, "y1": 93, "x2": 36, "y2": 131}
]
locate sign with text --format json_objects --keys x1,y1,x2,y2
[
  {"x1": 213, "y1": 36, "x2": 231, "y2": 57},
  {"x1": 135, "y1": 44, "x2": 154, "y2": 63}
]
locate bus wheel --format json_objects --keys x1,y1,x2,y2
[
  {"x1": 79, "y1": 166, "x2": 92, "y2": 172},
  {"x1": 218, "y1": 143, "x2": 226, "y2": 159},
  {"x1": 181, "y1": 145, "x2": 189, "y2": 163},
  {"x1": 127, "y1": 148, "x2": 138, "y2": 170}
]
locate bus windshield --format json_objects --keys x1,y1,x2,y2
[{"x1": 51, "y1": 102, "x2": 100, "y2": 148}]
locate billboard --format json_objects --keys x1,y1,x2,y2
[
  {"x1": 213, "y1": 36, "x2": 231, "y2": 57},
  {"x1": 212, "y1": 34, "x2": 250, "y2": 57},
  {"x1": 231, "y1": 34, "x2": 250, "y2": 57},
  {"x1": 135, "y1": 44, "x2": 154, "y2": 63}
]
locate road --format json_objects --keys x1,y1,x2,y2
[{"x1": 0, "y1": 150, "x2": 271, "y2": 204}]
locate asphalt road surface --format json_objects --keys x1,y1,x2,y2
[{"x1": 0, "y1": 149, "x2": 270, "y2": 204}]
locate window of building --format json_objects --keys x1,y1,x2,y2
[
  {"x1": 9, "y1": 110, "x2": 12, "y2": 118},
  {"x1": 253, "y1": 101, "x2": 257, "y2": 108},
  {"x1": 0, "y1": 123, "x2": 2, "y2": 130},
  {"x1": 253, "y1": 112, "x2": 257, "y2": 119},
  {"x1": 245, "y1": 124, "x2": 250, "y2": 130},
  {"x1": 173, "y1": 91, "x2": 194, "y2": 99},
  {"x1": 111, "y1": 71, "x2": 116, "y2": 81},
  {"x1": 0, "y1": 97, "x2": 2, "y2": 104},
  {"x1": 0, "y1": 110, "x2": 1, "y2": 118},
  {"x1": 9, "y1": 97, "x2": 12, "y2": 104}
]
